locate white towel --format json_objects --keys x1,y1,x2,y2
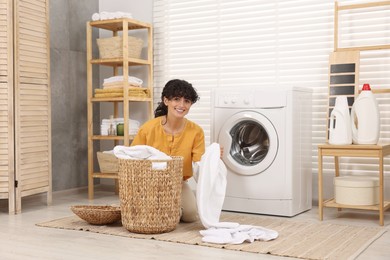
[
  {"x1": 92, "y1": 13, "x2": 100, "y2": 21},
  {"x1": 91, "y1": 11, "x2": 133, "y2": 21},
  {"x1": 197, "y1": 143, "x2": 236, "y2": 229},
  {"x1": 196, "y1": 143, "x2": 278, "y2": 244},
  {"x1": 103, "y1": 76, "x2": 143, "y2": 86},
  {"x1": 113, "y1": 145, "x2": 171, "y2": 170},
  {"x1": 199, "y1": 225, "x2": 279, "y2": 244},
  {"x1": 101, "y1": 118, "x2": 140, "y2": 136}
]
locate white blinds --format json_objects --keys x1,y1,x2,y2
[{"x1": 153, "y1": 0, "x2": 390, "y2": 179}]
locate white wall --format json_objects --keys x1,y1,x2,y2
[{"x1": 99, "y1": 0, "x2": 152, "y2": 22}]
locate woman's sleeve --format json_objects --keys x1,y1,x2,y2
[
  {"x1": 131, "y1": 127, "x2": 146, "y2": 146},
  {"x1": 192, "y1": 128, "x2": 205, "y2": 162}
]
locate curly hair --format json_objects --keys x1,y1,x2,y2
[{"x1": 154, "y1": 79, "x2": 200, "y2": 117}]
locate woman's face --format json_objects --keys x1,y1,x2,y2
[{"x1": 164, "y1": 96, "x2": 193, "y2": 119}]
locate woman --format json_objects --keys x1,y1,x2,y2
[{"x1": 131, "y1": 79, "x2": 205, "y2": 222}]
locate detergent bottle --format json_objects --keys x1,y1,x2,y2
[
  {"x1": 329, "y1": 96, "x2": 352, "y2": 145},
  {"x1": 351, "y1": 84, "x2": 380, "y2": 144}
]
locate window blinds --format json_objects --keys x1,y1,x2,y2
[{"x1": 153, "y1": 0, "x2": 390, "y2": 180}]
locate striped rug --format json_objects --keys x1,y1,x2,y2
[{"x1": 37, "y1": 211, "x2": 385, "y2": 260}]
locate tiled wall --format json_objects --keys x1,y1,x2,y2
[{"x1": 50, "y1": 0, "x2": 99, "y2": 191}]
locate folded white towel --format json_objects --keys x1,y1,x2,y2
[
  {"x1": 103, "y1": 76, "x2": 143, "y2": 86},
  {"x1": 91, "y1": 11, "x2": 133, "y2": 21},
  {"x1": 101, "y1": 118, "x2": 140, "y2": 135},
  {"x1": 92, "y1": 13, "x2": 100, "y2": 21},
  {"x1": 113, "y1": 145, "x2": 171, "y2": 170},
  {"x1": 101, "y1": 118, "x2": 140, "y2": 127},
  {"x1": 112, "y1": 118, "x2": 141, "y2": 128},
  {"x1": 196, "y1": 143, "x2": 278, "y2": 244}
]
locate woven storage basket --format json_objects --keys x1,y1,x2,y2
[
  {"x1": 97, "y1": 36, "x2": 143, "y2": 59},
  {"x1": 118, "y1": 157, "x2": 183, "y2": 234},
  {"x1": 71, "y1": 205, "x2": 121, "y2": 225},
  {"x1": 97, "y1": 152, "x2": 118, "y2": 173}
]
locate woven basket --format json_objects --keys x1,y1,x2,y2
[
  {"x1": 71, "y1": 205, "x2": 121, "y2": 225},
  {"x1": 97, "y1": 152, "x2": 118, "y2": 173},
  {"x1": 97, "y1": 36, "x2": 143, "y2": 59},
  {"x1": 118, "y1": 157, "x2": 183, "y2": 234}
]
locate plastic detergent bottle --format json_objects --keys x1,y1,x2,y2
[
  {"x1": 329, "y1": 96, "x2": 352, "y2": 145},
  {"x1": 351, "y1": 83, "x2": 380, "y2": 144}
]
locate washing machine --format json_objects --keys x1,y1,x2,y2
[{"x1": 212, "y1": 86, "x2": 312, "y2": 217}]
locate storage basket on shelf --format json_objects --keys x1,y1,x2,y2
[
  {"x1": 118, "y1": 156, "x2": 183, "y2": 234},
  {"x1": 97, "y1": 152, "x2": 118, "y2": 173},
  {"x1": 97, "y1": 35, "x2": 143, "y2": 59},
  {"x1": 334, "y1": 176, "x2": 379, "y2": 206}
]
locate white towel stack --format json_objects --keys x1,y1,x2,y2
[
  {"x1": 101, "y1": 118, "x2": 140, "y2": 136},
  {"x1": 103, "y1": 76, "x2": 144, "y2": 89},
  {"x1": 92, "y1": 11, "x2": 133, "y2": 21}
]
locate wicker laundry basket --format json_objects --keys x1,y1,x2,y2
[
  {"x1": 97, "y1": 35, "x2": 143, "y2": 59},
  {"x1": 118, "y1": 157, "x2": 183, "y2": 234}
]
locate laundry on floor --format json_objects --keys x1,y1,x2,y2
[
  {"x1": 113, "y1": 145, "x2": 171, "y2": 170},
  {"x1": 196, "y1": 143, "x2": 279, "y2": 244},
  {"x1": 101, "y1": 117, "x2": 140, "y2": 136},
  {"x1": 199, "y1": 225, "x2": 279, "y2": 244}
]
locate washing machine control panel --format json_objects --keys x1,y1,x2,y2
[{"x1": 216, "y1": 93, "x2": 254, "y2": 108}]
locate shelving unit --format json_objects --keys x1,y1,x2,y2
[
  {"x1": 318, "y1": 143, "x2": 390, "y2": 226},
  {"x1": 86, "y1": 18, "x2": 153, "y2": 199}
]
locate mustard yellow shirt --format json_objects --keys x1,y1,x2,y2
[{"x1": 131, "y1": 117, "x2": 205, "y2": 180}]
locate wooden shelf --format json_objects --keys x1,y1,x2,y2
[
  {"x1": 87, "y1": 18, "x2": 154, "y2": 199},
  {"x1": 323, "y1": 198, "x2": 390, "y2": 211},
  {"x1": 318, "y1": 143, "x2": 390, "y2": 226},
  {"x1": 90, "y1": 18, "x2": 151, "y2": 31},
  {"x1": 92, "y1": 172, "x2": 118, "y2": 179},
  {"x1": 91, "y1": 57, "x2": 150, "y2": 66},
  {"x1": 91, "y1": 96, "x2": 152, "y2": 102}
]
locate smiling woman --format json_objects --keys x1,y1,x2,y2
[{"x1": 131, "y1": 79, "x2": 205, "y2": 223}]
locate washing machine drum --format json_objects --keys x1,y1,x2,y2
[{"x1": 218, "y1": 111, "x2": 278, "y2": 176}]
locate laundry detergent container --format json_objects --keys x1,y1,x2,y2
[{"x1": 334, "y1": 176, "x2": 379, "y2": 206}]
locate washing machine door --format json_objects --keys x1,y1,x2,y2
[{"x1": 218, "y1": 111, "x2": 278, "y2": 176}]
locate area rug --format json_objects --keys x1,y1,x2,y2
[{"x1": 37, "y1": 211, "x2": 385, "y2": 260}]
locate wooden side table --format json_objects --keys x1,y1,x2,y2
[{"x1": 318, "y1": 143, "x2": 390, "y2": 226}]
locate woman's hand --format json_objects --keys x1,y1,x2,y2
[{"x1": 220, "y1": 146, "x2": 224, "y2": 159}]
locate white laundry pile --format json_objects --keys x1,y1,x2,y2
[
  {"x1": 196, "y1": 143, "x2": 279, "y2": 244},
  {"x1": 103, "y1": 76, "x2": 143, "y2": 89},
  {"x1": 92, "y1": 11, "x2": 133, "y2": 21},
  {"x1": 113, "y1": 145, "x2": 171, "y2": 170},
  {"x1": 101, "y1": 118, "x2": 140, "y2": 136}
]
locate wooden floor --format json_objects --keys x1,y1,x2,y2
[{"x1": 1, "y1": 187, "x2": 389, "y2": 260}]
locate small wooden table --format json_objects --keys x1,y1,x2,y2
[{"x1": 318, "y1": 143, "x2": 390, "y2": 226}]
